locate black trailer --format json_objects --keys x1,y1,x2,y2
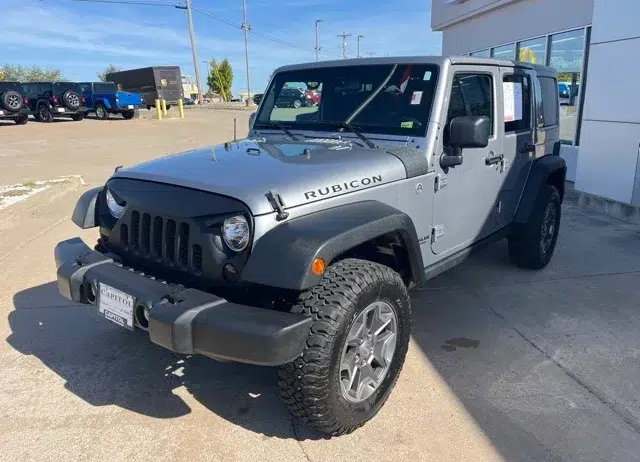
[{"x1": 105, "y1": 66, "x2": 183, "y2": 109}]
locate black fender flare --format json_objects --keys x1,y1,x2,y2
[
  {"x1": 514, "y1": 155, "x2": 567, "y2": 224},
  {"x1": 71, "y1": 186, "x2": 102, "y2": 229},
  {"x1": 241, "y1": 201, "x2": 424, "y2": 291}
]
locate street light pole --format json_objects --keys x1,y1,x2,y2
[
  {"x1": 184, "y1": 0, "x2": 203, "y2": 104},
  {"x1": 314, "y1": 19, "x2": 323, "y2": 61},
  {"x1": 241, "y1": 0, "x2": 252, "y2": 106},
  {"x1": 357, "y1": 34, "x2": 364, "y2": 58}
]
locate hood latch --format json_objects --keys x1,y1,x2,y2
[{"x1": 265, "y1": 190, "x2": 289, "y2": 221}]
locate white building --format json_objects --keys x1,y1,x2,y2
[{"x1": 432, "y1": 0, "x2": 640, "y2": 206}]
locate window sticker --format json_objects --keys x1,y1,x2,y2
[
  {"x1": 410, "y1": 91, "x2": 423, "y2": 105},
  {"x1": 503, "y1": 81, "x2": 523, "y2": 122},
  {"x1": 423, "y1": 71, "x2": 432, "y2": 81},
  {"x1": 401, "y1": 121, "x2": 414, "y2": 128}
]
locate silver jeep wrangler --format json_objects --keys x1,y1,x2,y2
[{"x1": 54, "y1": 56, "x2": 566, "y2": 436}]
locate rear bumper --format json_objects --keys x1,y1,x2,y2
[
  {"x1": 52, "y1": 106, "x2": 87, "y2": 116},
  {"x1": 0, "y1": 108, "x2": 29, "y2": 119},
  {"x1": 54, "y1": 238, "x2": 311, "y2": 366},
  {"x1": 110, "y1": 105, "x2": 141, "y2": 113}
]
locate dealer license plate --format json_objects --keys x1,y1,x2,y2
[
  {"x1": 98, "y1": 283, "x2": 135, "y2": 330},
  {"x1": 0, "y1": 110, "x2": 4, "y2": 115},
  {"x1": 57, "y1": 107, "x2": 66, "y2": 112},
  {"x1": 127, "y1": 105, "x2": 134, "y2": 109}
]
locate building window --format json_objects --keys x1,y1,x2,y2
[
  {"x1": 549, "y1": 28, "x2": 585, "y2": 144},
  {"x1": 517, "y1": 37, "x2": 547, "y2": 64},
  {"x1": 492, "y1": 43, "x2": 515, "y2": 60},
  {"x1": 471, "y1": 49, "x2": 490, "y2": 58}
]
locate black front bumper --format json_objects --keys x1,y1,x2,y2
[{"x1": 54, "y1": 238, "x2": 311, "y2": 366}]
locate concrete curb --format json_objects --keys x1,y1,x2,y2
[{"x1": 564, "y1": 182, "x2": 640, "y2": 225}]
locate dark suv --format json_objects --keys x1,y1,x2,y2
[
  {"x1": 22, "y1": 82, "x2": 87, "y2": 122},
  {"x1": 274, "y1": 87, "x2": 311, "y2": 108},
  {"x1": 0, "y1": 82, "x2": 30, "y2": 125}
]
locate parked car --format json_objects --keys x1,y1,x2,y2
[
  {"x1": 274, "y1": 87, "x2": 311, "y2": 108},
  {"x1": 305, "y1": 89, "x2": 321, "y2": 106},
  {"x1": 252, "y1": 93, "x2": 263, "y2": 105},
  {"x1": 79, "y1": 82, "x2": 143, "y2": 120},
  {"x1": 0, "y1": 81, "x2": 30, "y2": 125},
  {"x1": 55, "y1": 56, "x2": 565, "y2": 436},
  {"x1": 182, "y1": 97, "x2": 196, "y2": 105},
  {"x1": 22, "y1": 82, "x2": 87, "y2": 122},
  {"x1": 105, "y1": 66, "x2": 183, "y2": 110}
]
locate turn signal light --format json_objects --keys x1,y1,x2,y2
[{"x1": 311, "y1": 258, "x2": 326, "y2": 276}]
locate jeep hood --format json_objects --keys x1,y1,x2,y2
[{"x1": 111, "y1": 138, "x2": 407, "y2": 215}]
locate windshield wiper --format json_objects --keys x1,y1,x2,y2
[
  {"x1": 277, "y1": 124, "x2": 300, "y2": 141},
  {"x1": 322, "y1": 121, "x2": 377, "y2": 149}
]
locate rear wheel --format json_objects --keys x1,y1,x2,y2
[
  {"x1": 37, "y1": 104, "x2": 54, "y2": 123},
  {"x1": 95, "y1": 104, "x2": 109, "y2": 120},
  {"x1": 62, "y1": 90, "x2": 81, "y2": 111},
  {"x1": 292, "y1": 99, "x2": 302, "y2": 109},
  {"x1": 278, "y1": 258, "x2": 411, "y2": 436},
  {"x1": 122, "y1": 110, "x2": 135, "y2": 120},
  {"x1": 1, "y1": 90, "x2": 24, "y2": 113},
  {"x1": 14, "y1": 114, "x2": 28, "y2": 125},
  {"x1": 508, "y1": 184, "x2": 561, "y2": 269},
  {"x1": 70, "y1": 112, "x2": 85, "y2": 121}
]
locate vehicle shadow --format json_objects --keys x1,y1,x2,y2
[{"x1": 7, "y1": 281, "x2": 326, "y2": 440}]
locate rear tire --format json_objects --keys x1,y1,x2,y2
[
  {"x1": 122, "y1": 110, "x2": 135, "y2": 120},
  {"x1": 292, "y1": 99, "x2": 302, "y2": 109},
  {"x1": 95, "y1": 104, "x2": 109, "y2": 120},
  {"x1": 278, "y1": 258, "x2": 411, "y2": 436},
  {"x1": 70, "y1": 113, "x2": 85, "y2": 121},
  {"x1": 508, "y1": 184, "x2": 561, "y2": 269},
  {"x1": 14, "y1": 114, "x2": 28, "y2": 125}
]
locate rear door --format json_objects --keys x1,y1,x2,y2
[
  {"x1": 431, "y1": 65, "x2": 504, "y2": 255},
  {"x1": 497, "y1": 67, "x2": 535, "y2": 227}
]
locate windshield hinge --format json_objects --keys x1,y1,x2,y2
[
  {"x1": 431, "y1": 225, "x2": 445, "y2": 243},
  {"x1": 265, "y1": 190, "x2": 289, "y2": 221}
]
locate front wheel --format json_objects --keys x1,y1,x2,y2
[
  {"x1": 508, "y1": 184, "x2": 561, "y2": 269},
  {"x1": 37, "y1": 105, "x2": 54, "y2": 123},
  {"x1": 292, "y1": 99, "x2": 302, "y2": 109},
  {"x1": 278, "y1": 259, "x2": 411, "y2": 436}
]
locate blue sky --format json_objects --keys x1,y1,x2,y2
[{"x1": 0, "y1": 0, "x2": 442, "y2": 95}]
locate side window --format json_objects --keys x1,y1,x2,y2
[
  {"x1": 537, "y1": 76, "x2": 559, "y2": 127},
  {"x1": 444, "y1": 73, "x2": 494, "y2": 145},
  {"x1": 503, "y1": 74, "x2": 531, "y2": 132}
]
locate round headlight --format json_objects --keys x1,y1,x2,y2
[
  {"x1": 106, "y1": 189, "x2": 125, "y2": 219},
  {"x1": 222, "y1": 215, "x2": 250, "y2": 252}
]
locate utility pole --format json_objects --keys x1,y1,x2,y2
[
  {"x1": 357, "y1": 34, "x2": 364, "y2": 58},
  {"x1": 178, "y1": 0, "x2": 204, "y2": 104},
  {"x1": 241, "y1": 0, "x2": 252, "y2": 106},
  {"x1": 314, "y1": 19, "x2": 323, "y2": 61},
  {"x1": 337, "y1": 31, "x2": 352, "y2": 59}
]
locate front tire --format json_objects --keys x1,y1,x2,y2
[
  {"x1": 292, "y1": 99, "x2": 302, "y2": 109},
  {"x1": 278, "y1": 259, "x2": 411, "y2": 436},
  {"x1": 37, "y1": 105, "x2": 54, "y2": 123},
  {"x1": 95, "y1": 104, "x2": 109, "y2": 120},
  {"x1": 508, "y1": 184, "x2": 561, "y2": 269}
]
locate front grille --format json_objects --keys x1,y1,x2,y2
[{"x1": 121, "y1": 210, "x2": 199, "y2": 273}]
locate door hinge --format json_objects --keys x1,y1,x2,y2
[
  {"x1": 500, "y1": 157, "x2": 509, "y2": 173},
  {"x1": 434, "y1": 174, "x2": 448, "y2": 192},
  {"x1": 431, "y1": 225, "x2": 445, "y2": 243},
  {"x1": 265, "y1": 190, "x2": 289, "y2": 221}
]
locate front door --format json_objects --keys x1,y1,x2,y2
[
  {"x1": 431, "y1": 66, "x2": 504, "y2": 255},
  {"x1": 497, "y1": 68, "x2": 535, "y2": 228}
]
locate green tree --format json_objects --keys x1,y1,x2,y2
[
  {"x1": 206, "y1": 58, "x2": 233, "y2": 102},
  {"x1": 97, "y1": 64, "x2": 122, "y2": 82},
  {"x1": 0, "y1": 64, "x2": 64, "y2": 82}
]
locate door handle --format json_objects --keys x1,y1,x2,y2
[
  {"x1": 485, "y1": 153, "x2": 504, "y2": 165},
  {"x1": 520, "y1": 143, "x2": 536, "y2": 154}
]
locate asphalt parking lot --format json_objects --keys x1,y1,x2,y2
[{"x1": 1, "y1": 110, "x2": 640, "y2": 461}]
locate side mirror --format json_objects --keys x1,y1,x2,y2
[{"x1": 449, "y1": 115, "x2": 490, "y2": 149}]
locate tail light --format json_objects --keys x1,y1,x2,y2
[
  {"x1": 82, "y1": 96, "x2": 87, "y2": 104},
  {"x1": 51, "y1": 95, "x2": 59, "y2": 105},
  {"x1": 24, "y1": 97, "x2": 29, "y2": 105}
]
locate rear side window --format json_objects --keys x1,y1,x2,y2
[
  {"x1": 537, "y1": 76, "x2": 558, "y2": 127},
  {"x1": 94, "y1": 82, "x2": 117, "y2": 93},
  {"x1": 503, "y1": 74, "x2": 531, "y2": 132},
  {"x1": 444, "y1": 73, "x2": 494, "y2": 145}
]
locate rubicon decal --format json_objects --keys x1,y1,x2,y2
[{"x1": 304, "y1": 175, "x2": 383, "y2": 200}]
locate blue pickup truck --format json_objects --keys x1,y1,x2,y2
[{"x1": 79, "y1": 82, "x2": 144, "y2": 120}]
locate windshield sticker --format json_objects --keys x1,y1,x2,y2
[
  {"x1": 401, "y1": 121, "x2": 414, "y2": 129},
  {"x1": 423, "y1": 71, "x2": 432, "y2": 81},
  {"x1": 410, "y1": 91, "x2": 423, "y2": 105}
]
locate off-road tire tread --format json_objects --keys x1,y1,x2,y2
[
  {"x1": 278, "y1": 258, "x2": 410, "y2": 436},
  {"x1": 508, "y1": 184, "x2": 560, "y2": 269}
]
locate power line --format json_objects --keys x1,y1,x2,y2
[{"x1": 67, "y1": 0, "x2": 179, "y2": 7}]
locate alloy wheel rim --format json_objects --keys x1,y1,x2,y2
[
  {"x1": 339, "y1": 300, "x2": 398, "y2": 403},
  {"x1": 540, "y1": 202, "x2": 557, "y2": 254},
  {"x1": 68, "y1": 94, "x2": 79, "y2": 107},
  {"x1": 97, "y1": 106, "x2": 105, "y2": 117},
  {"x1": 7, "y1": 94, "x2": 20, "y2": 109}
]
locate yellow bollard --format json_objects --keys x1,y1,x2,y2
[
  {"x1": 155, "y1": 99, "x2": 162, "y2": 120},
  {"x1": 178, "y1": 98, "x2": 184, "y2": 119},
  {"x1": 161, "y1": 99, "x2": 167, "y2": 116}
]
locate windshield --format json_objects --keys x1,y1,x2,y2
[
  {"x1": 255, "y1": 63, "x2": 440, "y2": 137},
  {"x1": 53, "y1": 82, "x2": 82, "y2": 93}
]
